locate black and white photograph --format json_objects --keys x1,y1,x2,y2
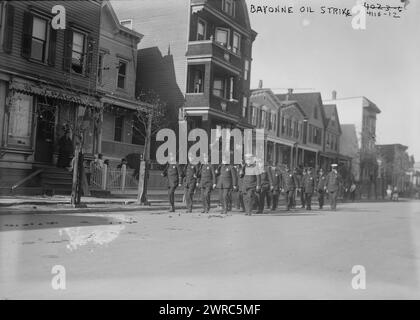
[{"x1": 0, "y1": 0, "x2": 419, "y2": 304}]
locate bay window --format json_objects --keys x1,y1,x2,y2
[{"x1": 215, "y1": 28, "x2": 229, "y2": 47}]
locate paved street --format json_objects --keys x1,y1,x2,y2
[{"x1": 1, "y1": 200, "x2": 420, "y2": 300}]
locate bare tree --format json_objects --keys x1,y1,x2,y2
[{"x1": 132, "y1": 89, "x2": 171, "y2": 204}]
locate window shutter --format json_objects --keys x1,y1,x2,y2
[
  {"x1": 3, "y1": 3, "x2": 15, "y2": 54},
  {"x1": 63, "y1": 29, "x2": 73, "y2": 72},
  {"x1": 47, "y1": 28, "x2": 57, "y2": 66},
  {"x1": 21, "y1": 11, "x2": 33, "y2": 59},
  {"x1": 85, "y1": 35, "x2": 95, "y2": 76}
]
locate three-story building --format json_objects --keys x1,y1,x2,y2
[
  {"x1": 0, "y1": 0, "x2": 101, "y2": 192},
  {"x1": 112, "y1": 0, "x2": 257, "y2": 142}
]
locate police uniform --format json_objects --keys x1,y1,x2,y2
[
  {"x1": 296, "y1": 169, "x2": 306, "y2": 209},
  {"x1": 240, "y1": 164, "x2": 261, "y2": 215},
  {"x1": 198, "y1": 163, "x2": 216, "y2": 213},
  {"x1": 302, "y1": 170, "x2": 315, "y2": 210},
  {"x1": 216, "y1": 164, "x2": 238, "y2": 214},
  {"x1": 183, "y1": 163, "x2": 199, "y2": 212},
  {"x1": 270, "y1": 166, "x2": 283, "y2": 210},
  {"x1": 326, "y1": 167, "x2": 341, "y2": 210},
  {"x1": 233, "y1": 164, "x2": 245, "y2": 211},
  {"x1": 317, "y1": 172, "x2": 327, "y2": 209},
  {"x1": 283, "y1": 170, "x2": 298, "y2": 211},
  {"x1": 258, "y1": 166, "x2": 273, "y2": 214},
  {"x1": 162, "y1": 162, "x2": 182, "y2": 212}
]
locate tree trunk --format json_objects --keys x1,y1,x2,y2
[
  {"x1": 71, "y1": 145, "x2": 81, "y2": 207},
  {"x1": 137, "y1": 115, "x2": 152, "y2": 205}
]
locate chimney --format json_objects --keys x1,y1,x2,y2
[
  {"x1": 258, "y1": 80, "x2": 263, "y2": 89},
  {"x1": 286, "y1": 88, "x2": 293, "y2": 101},
  {"x1": 332, "y1": 90, "x2": 337, "y2": 100}
]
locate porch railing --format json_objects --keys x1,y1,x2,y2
[{"x1": 90, "y1": 164, "x2": 138, "y2": 193}]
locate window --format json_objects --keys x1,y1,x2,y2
[
  {"x1": 223, "y1": 0, "x2": 235, "y2": 16},
  {"x1": 197, "y1": 19, "x2": 206, "y2": 41},
  {"x1": 72, "y1": 31, "x2": 86, "y2": 74},
  {"x1": 117, "y1": 60, "x2": 127, "y2": 89},
  {"x1": 114, "y1": 115, "x2": 124, "y2": 142},
  {"x1": 281, "y1": 117, "x2": 286, "y2": 134},
  {"x1": 244, "y1": 60, "x2": 250, "y2": 81},
  {"x1": 213, "y1": 78, "x2": 227, "y2": 98},
  {"x1": 31, "y1": 16, "x2": 47, "y2": 61},
  {"x1": 272, "y1": 113, "x2": 277, "y2": 133},
  {"x1": 261, "y1": 110, "x2": 266, "y2": 128},
  {"x1": 187, "y1": 65, "x2": 205, "y2": 93},
  {"x1": 252, "y1": 106, "x2": 257, "y2": 125},
  {"x1": 120, "y1": 19, "x2": 133, "y2": 30},
  {"x1": 7, "y1": 93, "x2": 33, "y2": 147},
  {"x1": 293, "y1": 120, "x2": 299, "y2": 138},
  {"x1": 242, "y1": 97, "x2": 248, "y2": 118},
  {"x1": 286, "y1": 118, "x2": 292, "y2": 137},
  {"x1": 215, "y1": 28, "x2": 229, "y2": 47},
  {"x1": 97, "y1": 52, "x2": 104, "y2": 85},
  {"x1": 232, "y1": 32, "x2": 241, "y2": 54}
]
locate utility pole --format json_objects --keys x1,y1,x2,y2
[{"x1": 137, "y1": 112, "x2": 152, "y2": 205}]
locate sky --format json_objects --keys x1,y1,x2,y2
[{"x1": 247, "y1": 0, "x2": 420, "y2": 159}]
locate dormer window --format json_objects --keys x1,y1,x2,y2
[{"x1": 223, "y1": 0, "x2": 235, "y2": 16}]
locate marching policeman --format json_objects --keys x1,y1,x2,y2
[
  {"x1": 317, "y1": 168, "x2": 327, "y2": 209},
  {"x1": 183, "y1": 153, "x2": 199, "y2": 213},
  {"x1": 233, "y1": 162, "x2": 245, "y2": 212},
  {"x1": 270, "y1": 162, "x2": 283, "y2": 211},
  {"x1": 302, "y1": 167, "x2": 315, "y2": 210},
  {"x1": 326, "y1": 164, "x2": 341, "y2": 211},
  {"x1": 283, "y1": 166, "x2": 298, "y2": 211},
  {"x1": 257, "y1": 161, "x2": 273, "y2": 214},
  {"x1": 197, "y1": 153, "x2": 216, "y2": 214},
  {"x1": 161, "y1": 153, "x2": 183, "y2": 213},
  {"x1": 215, "y1": 159, "x2": 238, "y2": 214},
  {"x1": 240, "y1": 154, "x2": 261, "y2": 216},
  {"x1": 296, "y1": 167, "x2": 306, "y2": 209}
]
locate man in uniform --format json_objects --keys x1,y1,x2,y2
[
  {"x1": 326, "y1": 164, "x2": 341, "y2": 211},
  {"x1": 297, "y1": 167, "x2": 307, "y2": 209},
  {"x1": 317, "y1": 168, "x2": 327, "y2": 209},
  {"x1": 302, "y1": 167, "x2": 315, "y2": 210},
  {"x1": 240, "y1": 154, "x2": 261, "y2": 216},
  {"x1": 233, "y1": 161, "x2": 245, "y2": 211},
  {"x1": 183, "y1": 153, "x2": 199, "y2": 213},
  {"x1": 161, "y1": 153, "x2": 183, "y2": 212},
  {"x1": 197, "y1": 153, "x2": 216, "y2": 214},
  {"x1": 257, "y1": 160, "x2": 273, "y2": 214},
  {"x1": 215, "y1": 159, "x2": 238, "y2": 214},
  {"x1": 270, "y1": 162, "x2": 283, "y2": 211},
  {"x1": 283, "y1": 166, "x2": 298, "y2": 211}
]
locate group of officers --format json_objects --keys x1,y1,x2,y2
[{"x1": 162, "y1": 152, "x2": 341, "y2": 215}]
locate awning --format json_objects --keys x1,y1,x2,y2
[{"x1": 9, "y1": 79, "x2": 100, "y2": 107}]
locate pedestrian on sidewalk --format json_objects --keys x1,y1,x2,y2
[
  {"x1": 161, "y1": 153, "x2": 183, "y2": 213},
  {"x1": 349, "y1": 181, "x2": 357, "y2": 202},
  {"x1": 57, "y1": 128, "x2": 74, "y2": 169},
  {"x1": 326, "y1": 164, "x2": 341, "y2": 211}
]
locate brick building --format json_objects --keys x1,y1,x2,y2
[
  {"x1": 111, "y1": 0, "x2": 258, "y2": 143},
  {"x1": 0, "y1": 0, "x2": 102, "y2": 194}
]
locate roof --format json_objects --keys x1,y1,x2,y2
[
  {"x1": 323, "y1": 104, "x2": 342, "y2": 134},
  {"x1": 377, "y1": 144, "x2": 408, "y2": 151},
  {"x1": 276, "y1": 92, "x2": 326, "y2": 125},
  {"x1": 102, "y1": 0, "x2": 144, "y2": 42}
]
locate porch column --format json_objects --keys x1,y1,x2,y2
[{"x1": 290, "y1": 145, "x2": 294, "y2": 169}]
